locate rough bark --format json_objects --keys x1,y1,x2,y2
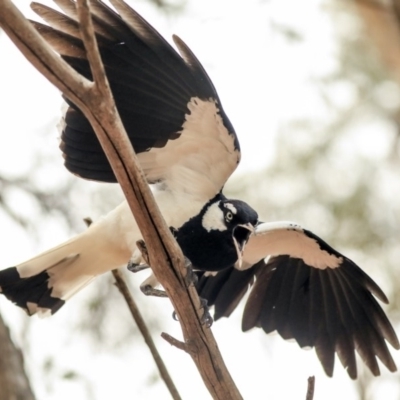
[{"x1": 0, "y1": 313, "x2": 36, "y2": 400}]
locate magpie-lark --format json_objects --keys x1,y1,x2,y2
[{"x1": 0, "y1": 0, "x2": 398, "y2": 380}]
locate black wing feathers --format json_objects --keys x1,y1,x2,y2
[
  {"x1": 198, "y1": 255, "x2": 398, "y2": 378},
  {"x1": 197, "y1": 266, "x2": 258, "y2": 320},
  {"x1": 0, "y1": 268, "x2": 65, "y2": 315},
  {"x1": 323, "y1": 270, "x2": 357, "y2": 377},
  {"x1": 32, "y1": 0, "x2": 222, "y2": 182}
]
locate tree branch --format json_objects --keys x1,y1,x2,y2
[
  {"x1": 305, "y1": 376, "x2": 315, "y2": 400},
  {"x1": 0, "y1": 312, "x2": 36, "y2": 400},
  {"x1": 161, "y1": 332, "x2": 195, "y2": 353},
  {"x1": 112, "y1": 269, "x2": 182, "y2": 400},
  {"x1": 0, "y1": 1, "x2": 243, "y2": 398}
]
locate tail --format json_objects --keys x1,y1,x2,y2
[{"x1": 0, "y1": 221, "x2": 132, "y2": 317}]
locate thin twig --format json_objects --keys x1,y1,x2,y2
[
  {"x1": 161, "y1": 332, "x2": 192, "y2": 353},
  {"x1": 76, "y1": 0, "x2": 108, "y2": 90},
  {"x1": 305, "y1": 376, "x2": 315, "y2": 400},
  {"x1": 112, "y1": 269, "x2": 182, "y2": 400},
  {"x1": 0, "y1": 1, "x2": 243, "y2": 398}
]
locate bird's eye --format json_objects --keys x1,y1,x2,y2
[{"x1": 225, "y1": 211, "x2": 233, "y2": 222}]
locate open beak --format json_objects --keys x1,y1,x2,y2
[
  {"x1": 233, "y1": 223, "x2": 255, "y2": 269},
  {"x1": 233, "y1": 223, "x2": 255, "y2": 251}
]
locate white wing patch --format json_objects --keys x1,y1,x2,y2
[
  {"x1": 202, "y1": 202, "x2": 226, "y2": 232},
  {"x1": 137, "y1": 97, "x2": 240, "y2": 202},
  {"x1": 242, "y1": 221, "x2": 343, "y2": 270}
]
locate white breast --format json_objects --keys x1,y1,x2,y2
[{"x1": 101, "y1": 188, "x2": 206, "y2": 255}]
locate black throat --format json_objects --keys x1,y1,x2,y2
[{"x1": 174, "y1": 193, "x2": 239, "y2": 271}]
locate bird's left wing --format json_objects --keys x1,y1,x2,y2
[
  {"x1": 196, "y1": 221, "x2": 399, "y2": 379},
  {"x1": 31, "y1": 0, "x2": 240, "y2": 200}
]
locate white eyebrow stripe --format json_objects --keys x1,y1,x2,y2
[{"x1": 224, "y1": 203, "x2": 237, "y2": 214}]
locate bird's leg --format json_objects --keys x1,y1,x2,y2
[
  {"x1": 172, "y1": 297, "x2": 213, "y2": 328},
  {"x1": 134, "y1": 240, "x2": 167, "y2": 297},
  {"x1": 176, "y1": 257, "x2": 213, "y2": 327},
  {"x1": 127, "y1": 247, "x2": 150, "y2": 273},
  {"x1": 128, "y1": 262, "x2": 150, "y2": 273},
  {"x1": 183, "y1": 256, "x2": 198, "y2": 287},
  {"x1": 167, "y1": 227, "x2": 197, "y2": 286},
  {"x1": 199, "y1": 297, "x2": 213, "y2": 328},
  {"x1": 136, "y1": 239, "x2": 211, "y2": 327},
  {"x1": 136, "y1": 240, "x2": 150, "y2": 265},
  {"x1": 140, "y1": 273, "x2": 168, "y2": 298},
  {"x1": 136, "y1": 233, "x2": 197, "y2": 285}
]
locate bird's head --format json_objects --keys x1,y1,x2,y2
[
  {"x1": 222, "y1": 199, "x2": 258, "y2": 251},
  {"x1": 202, "y1": 199, "x2": 258, "y2": 258}
]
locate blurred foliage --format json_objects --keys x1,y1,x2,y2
[
  {"x1": 73, "y1": 271, "x2": 161, "y2": 350},
  {"x1": 270, "y1": 21, "x2": 304, "y2": 43},
  {"x1": 227, "y1": 2, "x2": 400, "y2": 398},
  {"x1": 1, "y1": 0, "x2": 400, "y2": 399},
  {"x1": 42, "y1": 357, "x2": 95, "y2": 400},
  {"x1": 143, "y1": 0, "x2": 187, "y2": 13},
  {"x1": 0, "y1": 173, "x2": 76, "y2": 233}
]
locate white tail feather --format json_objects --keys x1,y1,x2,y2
[{"x1": 15, "y1": 219, "x2": 133, "y2": 302}]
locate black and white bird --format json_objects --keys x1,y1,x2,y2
[{"x1": 0, "y1": 0, "x2": 398, "y2": 380}]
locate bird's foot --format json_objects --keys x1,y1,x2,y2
[
  {"x1": 140, "y1": 284, "x2": 168, "y2": 298},
  {"x1": 183, "y1": 257, "x2": 198, "y2": 287},
  {"x1": 171, "y1": 297, "x2": 213, "y2": 328},
  {"x1": 199, "y1": 297, "x2": 213, "y2": 328},
  {"x1": 136, "y1": 239, "x2": 150, "y2": 265},
  {"x1": 127, "y1": 262, "x2": 150, "y2": 273}
]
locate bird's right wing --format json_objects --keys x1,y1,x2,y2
[
  {"x1": 197, "y1": 221, "x2": 399, "y2": 379},
  {"x1": 31, "y1": 0, "x2": 240, "y2": 201}
]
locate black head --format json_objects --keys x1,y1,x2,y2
[
  {"x1": 219, "y1": 199, "x2": 258, "y2": 228},
  {"x1": 201, "y1": 198, "x2": 258, "y2": 251},
  {"x1": 221, "y1": 200, "x2": 258, "y2": 251}
]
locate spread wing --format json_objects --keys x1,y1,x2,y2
[
  {"x1": 196, "y1": 221, "x2": 399, "y2": 379},
  {"x1": 31, "y1": 0, "x2": 240, "y2": 201}
]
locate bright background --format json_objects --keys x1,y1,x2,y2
[{"x1": 0, "y1": 1, "x2": 399, "y2": 399}]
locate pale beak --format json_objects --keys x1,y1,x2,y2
[
  {"x1": 233, "y1": 223, "x2": 255, "y2": 251},
  {"x1": 233, "y1": 223, "x2": 255, "y2": 269}
]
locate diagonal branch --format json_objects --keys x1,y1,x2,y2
[
  {"x1": 112, "y1": 269, "x2": 182, "y2": 400},
  {"x1": 0, "y1": 1, "x2": 243, "y2": 398}
]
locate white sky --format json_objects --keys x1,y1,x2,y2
[{"x1": 0, "y1": 1, "x2": 399, "y2": 399}]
